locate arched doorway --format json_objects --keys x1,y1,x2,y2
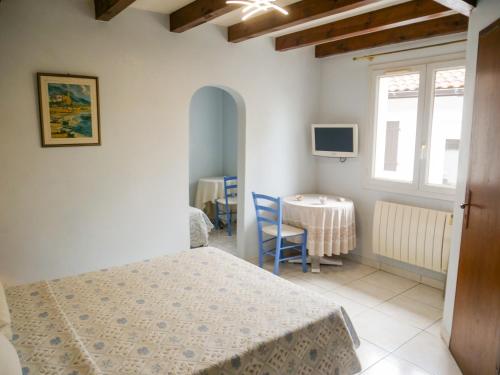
[{"x1": 188, "y1": 85, "x2": 245, "y2": 258}]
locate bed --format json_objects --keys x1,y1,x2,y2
[
  {"x1": 6, "y1": 247, "x2": 361, "y2": 375},
  {"x1": 190, "y1": 206, "x2": 214, "y2": 248}
]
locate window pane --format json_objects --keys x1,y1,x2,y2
[
  {"x1": 427, "y1": 68, "x2": 465, "y2": 188},
  {"x1": 373, "y1": 72, "x2": 419, "y2": 183}
]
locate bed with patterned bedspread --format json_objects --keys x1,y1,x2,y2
[{"x1": 6, "y1": 247, "x2": 361, "y2": 375}]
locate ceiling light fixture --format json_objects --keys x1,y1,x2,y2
[{"x1": 226, "y1": 0, "x2": 288, "y2": 21}]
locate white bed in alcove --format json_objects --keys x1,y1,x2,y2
[{"x1": 189, "y1": 206, "x2": 214, "y2": 247}]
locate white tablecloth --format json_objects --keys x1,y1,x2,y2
[
  {"x1": 283, "y1": 194, "x2": 356, "y2": 257},
  {"x1": 194, "y1": 177, "x2": 225, "y2": 209}
]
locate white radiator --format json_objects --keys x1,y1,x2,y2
[{"x1": 372, "y1": 201, "x2": 453, "y2": 273}]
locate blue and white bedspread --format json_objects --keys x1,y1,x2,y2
[{"x1": 6, "y1": 247, "x2": 361, "y2": 375}]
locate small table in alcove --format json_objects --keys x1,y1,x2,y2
[
  {"x1": 195, "y1": 177, "x2": 225, "y2": 217},
  {"x1": 283, "y1": 194, "x2": 357, "y2": 272}
]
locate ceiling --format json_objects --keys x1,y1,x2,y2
[
  {"x1": 131, "y1": 0, "x2": 410, "y2": 33},
  {"x1": 131, "y1": 0, "x2": 193, "y2": 15},
  {"x1": 131, "y1": 0, "x2": 297, "y2": 26},
  {"x1": 97, "y1": 0, "x2": 470, "y2": 59}
]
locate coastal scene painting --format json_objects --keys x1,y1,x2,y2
[
  {"x1": 38, "y1": 74, "x2": 100, "y2": 146},
  {"x1": 48, "y1": 83, "x2": 92, "y2": 138}
]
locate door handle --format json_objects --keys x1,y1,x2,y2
[{"x1": 461, "y1": 190, "x2": 472, "y2": 229}]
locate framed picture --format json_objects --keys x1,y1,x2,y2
[{"x1": 37, "y1": 73, "x2": 101, "y2": 147}]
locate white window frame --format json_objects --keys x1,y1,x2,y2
[
  {"x1": 420, "y1": 59, "x2": 466, "y2": 196},
  {"x1": 365, "y1": 54, "x2": 466, "y2": 201}
]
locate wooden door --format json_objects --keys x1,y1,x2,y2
[{"x1": 450, "y1": 18, "x2": 500, "y2": 375}]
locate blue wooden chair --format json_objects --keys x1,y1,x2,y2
[
  {"x1": 215, "y1": 176, "x2": 237, "y2": 236},
  {"x1": 252, "y1": 192, "x2": 308, "y2": 275}
]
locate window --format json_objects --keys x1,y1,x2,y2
[
  {"x1": 369, "y1": 59, "x2": 465, "y2": 199},
  {"x1": 425, "y1": 67, "x2": 465, "y2": 188},
  {"x1": 372, "y1": 70, "x2": 422, "y2": 183}
]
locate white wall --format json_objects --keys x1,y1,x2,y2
[
  {"x1": 442, "y1": 0, "x2": 500, "y2": 342},
  {"x1": 0, "y1": 0, "x2": 319, "y2": 285},
  {"x1": 222, "y1": 91, "x2": 238, "y2": 177},
  {"x1": 189, "y1": 87, "x2": 224, "y2": 205},
  {"x1": 316, "y1": 35, "x2": 468, "y2": 283}
]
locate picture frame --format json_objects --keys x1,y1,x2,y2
[{"x1": 37, "y1": 73, "x2": 101, "y2": 147}]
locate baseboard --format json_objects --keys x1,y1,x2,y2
[
  {"x1": 440, "y1": 324, "x2": 451, "y2": 346},
  {"x1": 343, "y1": 253, "x2": 446, "y2": 290}
]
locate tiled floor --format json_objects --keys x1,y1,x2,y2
[
  {"x1": 207, "y1": 229, "x2": 462, "y2": 375},
  {"x1": 208, "y1": 228, "x2": 238, "y2": 254}
]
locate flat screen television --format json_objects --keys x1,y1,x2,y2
[{"x1": 311, "y1": 124, "x2": 358, "y2": 158}]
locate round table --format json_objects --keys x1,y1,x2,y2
[
  {"x1": 194, "y1": 177, "x2": 225, "y2": 210},
  {"x1": 283, "y1": 194, "x2": 356, "y2": 259}
]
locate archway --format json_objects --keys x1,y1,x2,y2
[{"x1": 188, "y1": 85, "x2": 246, "y2": 258}]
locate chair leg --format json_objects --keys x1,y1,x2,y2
[
  {"x1": 215, "y1": 202, "x2": 220, "y2": 230},
  {"x1": 226, "y1": 205, "x2": 232, "y2": 236},
  {"x1": 273, "y1": 237, "x2": 282, "y2": 275},
  {"x1": 301, "y1": 230, "x2": 308, "y2": 273},
  {"x1": 258, "y1": 235, "x2": 264, "y2": 268}
]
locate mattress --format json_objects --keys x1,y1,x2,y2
[
  {"x1": 189, "y1": 206, "x2": 214, "y2": 248},
  {"x1": 6, "y1": 247, "x2": 361, "y2": 375}
]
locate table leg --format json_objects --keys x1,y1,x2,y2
[
  {"x1": 288, "y1": 255, "x2": 343, "y2": 272},
  {"x1": 311, "y1": 256, "x2": 321, "y2": 273}
]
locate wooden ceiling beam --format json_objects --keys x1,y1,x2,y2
[
  {"x1": 315, "y1": 14, "x2": 468, "y2": 58},
  {"x1": 94, "y1": 0, "x2": 136, "y2": 21},
  {"x1": 276, "y1": 0, "x2": 456, "y2": 51},
  {"x1": 170, "y1": 0, "x2": 237, "y2": 33},
  {"x1": 228, "y1": 0, "x2": 380, "y2": 43},
  {"x1": 433, "y1": 0, "x2": 476, "y2": 16}
]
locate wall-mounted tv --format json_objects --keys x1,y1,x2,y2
[{"x1": 311, "y1": 124, "x2": 358, "y2": 158}]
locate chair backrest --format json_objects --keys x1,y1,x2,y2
[
  {"x1": 252, "y1": 192, "x2": 283, "y2": 236},
  {"x1": 223, "y1": 176, "x2": 237, "y2": 199}
]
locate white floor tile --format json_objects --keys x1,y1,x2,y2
[
  {"x1": 280, "y1": 272, "x2": 305, "y2": 281},
  {"x1": 324, "y1": 261, "x2": 378, "y2": 280},
  {"x1": 285, "y1": 276, "x2": 332, "y2": 296},
  {"x1": 352, "y1": 310, "x2": 421, "y2": 352},
  {"x1": 375, "y1": 295, "x2": 442, "y2": 329},
  {"x1": 299, "y1": 272, "x2": 347, "y2": 291},
  {"x1": 322, "y1": 291, "x2": 371, "y2": 317},
  {"x1": 394, "y1": 331, "x2": 462, "y2": 375},
  {"x1": 336, "y1": 279, "x2": 399, "y2": 307},
  {"x1": 208, "y1": 230, "x2": 237, "y2": 255},
  {"x1": 261, "y1": 261, "x2": 305, "y2": 275},
  {"x1": 360, "y1": 271, "x2": 419, "y2": 294},
  {"x1": 342, "y1": 259, "x2": 378, "y2": 273},
  {"x1": 425, "y1": 319, "x2": 443, "y2": 338},
  {"x1": 313, "y1": 268, "x2": 361, "y2": 285},
  {"x1": 400, "y1": 284, "x2": 444, "y2": 309},
  {"x1": 362, "y1": 354, "x2": 431, "y2": 375},
  {"x1": 355, "y1": 339, "x2": 389, "y2": 372}
]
